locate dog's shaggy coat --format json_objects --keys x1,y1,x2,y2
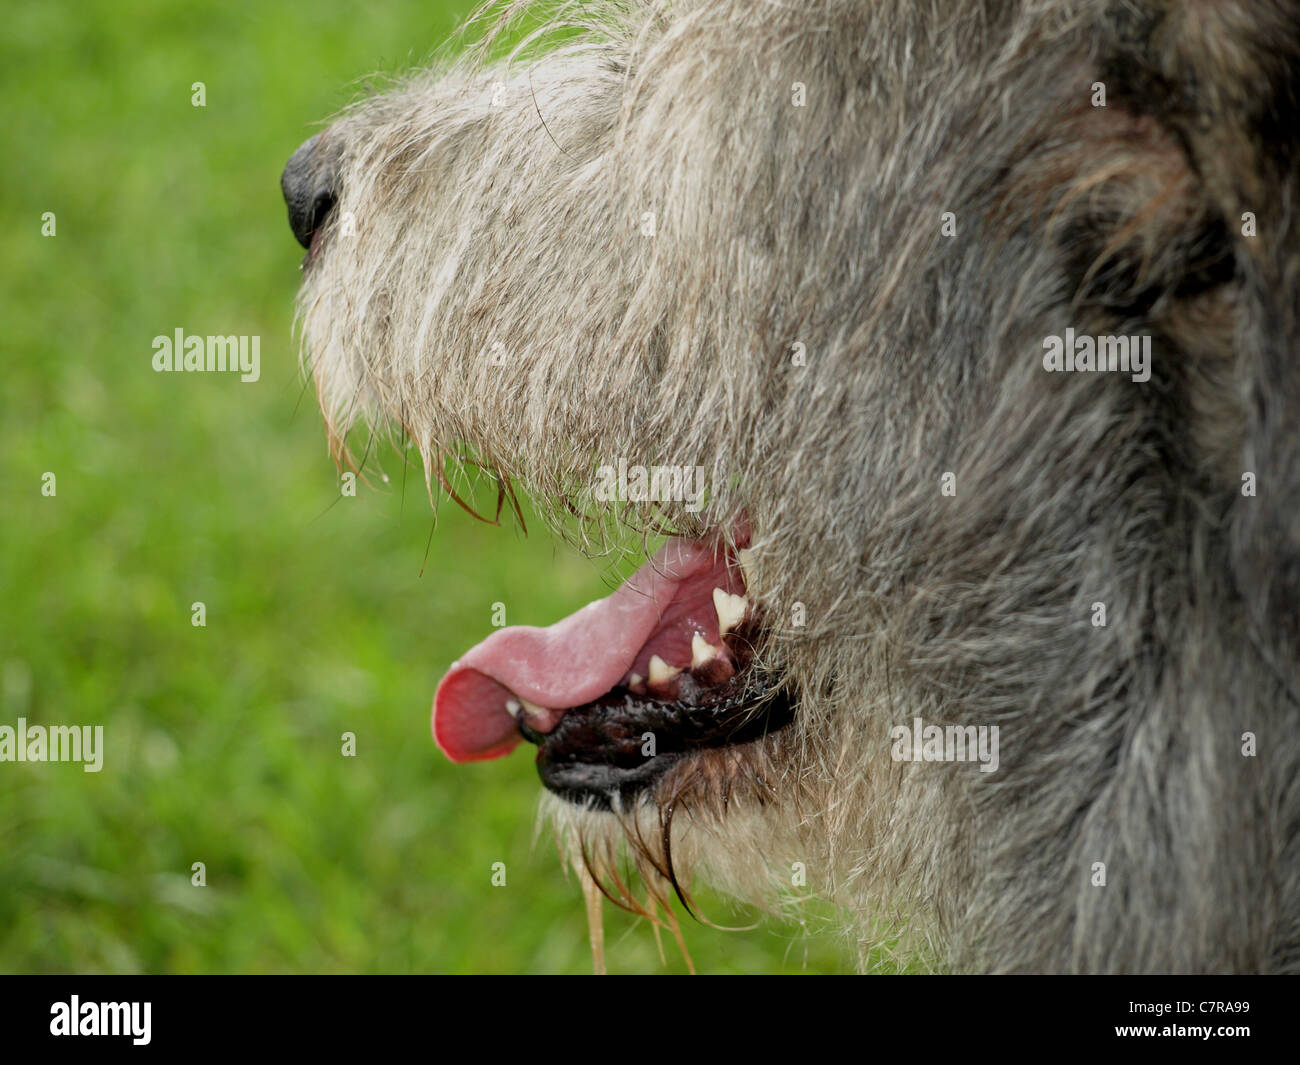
[{"x1": 294, "y1": 0, "x2": 1300, "y2": 972}]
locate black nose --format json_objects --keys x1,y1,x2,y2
[{"x1": 281, "y1": 133, "x2": 341, "y2": 249}]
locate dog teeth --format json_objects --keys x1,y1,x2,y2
[
  {"x1": 627, "y1": 672, "x2": 646, "y2": 694},
  {"x1": 647, "y1": 654, "x2": 681, "y2": 686},
  {"x1": 506, "y1": 696, "x2": 553, "y2": 727},
  {"x1": 691, "y1": 632, "x2": 722, "y2": 669},
  {"x1": 690, "y1": 632, "x2": 736, "y2": 685},
  {"x1": 713, "y1": 587, "x2": 748, "y2": 634}
]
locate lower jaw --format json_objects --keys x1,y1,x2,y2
[{"x1": 519, "y1": 672, "x2": 795, "y2": 810}]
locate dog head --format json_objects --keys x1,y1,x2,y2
[{"x1": 285, "y1": 1, "x2": 1300, "y2": 968}]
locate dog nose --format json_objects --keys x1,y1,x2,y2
[{"x1": 281, "y1": 133, "x2": 341, "y2": 249}]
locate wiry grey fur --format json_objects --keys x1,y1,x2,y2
[{"x1": 295, "y1": 0, "x2": 1300, "y2": 972}]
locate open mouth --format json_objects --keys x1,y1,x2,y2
[{"x1": 432, "y1": 535, "x2": 795, "y2": 809}]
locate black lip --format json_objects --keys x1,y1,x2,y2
[{"x1": 518, "y1": 671, "x2": 795, "y2": 810}]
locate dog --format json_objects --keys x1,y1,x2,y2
[{"x1": 283, "y1": 0, "x2": 1300, "y2": 972}]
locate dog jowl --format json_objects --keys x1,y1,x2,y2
[{"x1": 283, "y1": 0, "x2": 1300, "y2": 973}]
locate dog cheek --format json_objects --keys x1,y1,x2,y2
[
  {"x1": 1101, "y1": 1, "x2": 1300, "y2": 674},
  {"x1": 1231, "y1": 286, "x2": 1300, "y2": 672}
]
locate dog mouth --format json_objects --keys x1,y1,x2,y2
[{"x1": 432, "y1": 535, "x2": 794, "y2": 808}]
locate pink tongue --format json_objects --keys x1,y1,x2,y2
[{"x1": 433, "y1": 538, "x2": 724, "y2": 762}]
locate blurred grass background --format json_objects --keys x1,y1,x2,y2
[{"x1": 0, "y1": 0, "x2": 860, "y2": 973}]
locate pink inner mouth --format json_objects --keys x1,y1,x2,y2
[{"x1": 432, "y1": 537, "x2": 747, "y2": 762}]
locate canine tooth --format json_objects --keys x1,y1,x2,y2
[
  {"x1": 504, "y1": 699, "x2": 522, "y2": 719},
  {"x1": 647, "y1": 654, "x2": 681, "y2": 686},
  {"x1": 691, "y1": 632, "x2": 722, "y2": 669},
  {"x1": 713, "y1": 587, "x2": 748, "y2": 634}
]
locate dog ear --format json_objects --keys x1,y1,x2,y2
[{"x1": 1103, "y1": 2, "x2": 1300, "y2": 666}]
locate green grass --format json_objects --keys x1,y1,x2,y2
[{"x1": 0, "y1": 0, "x2": 862, "y2": 973}]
